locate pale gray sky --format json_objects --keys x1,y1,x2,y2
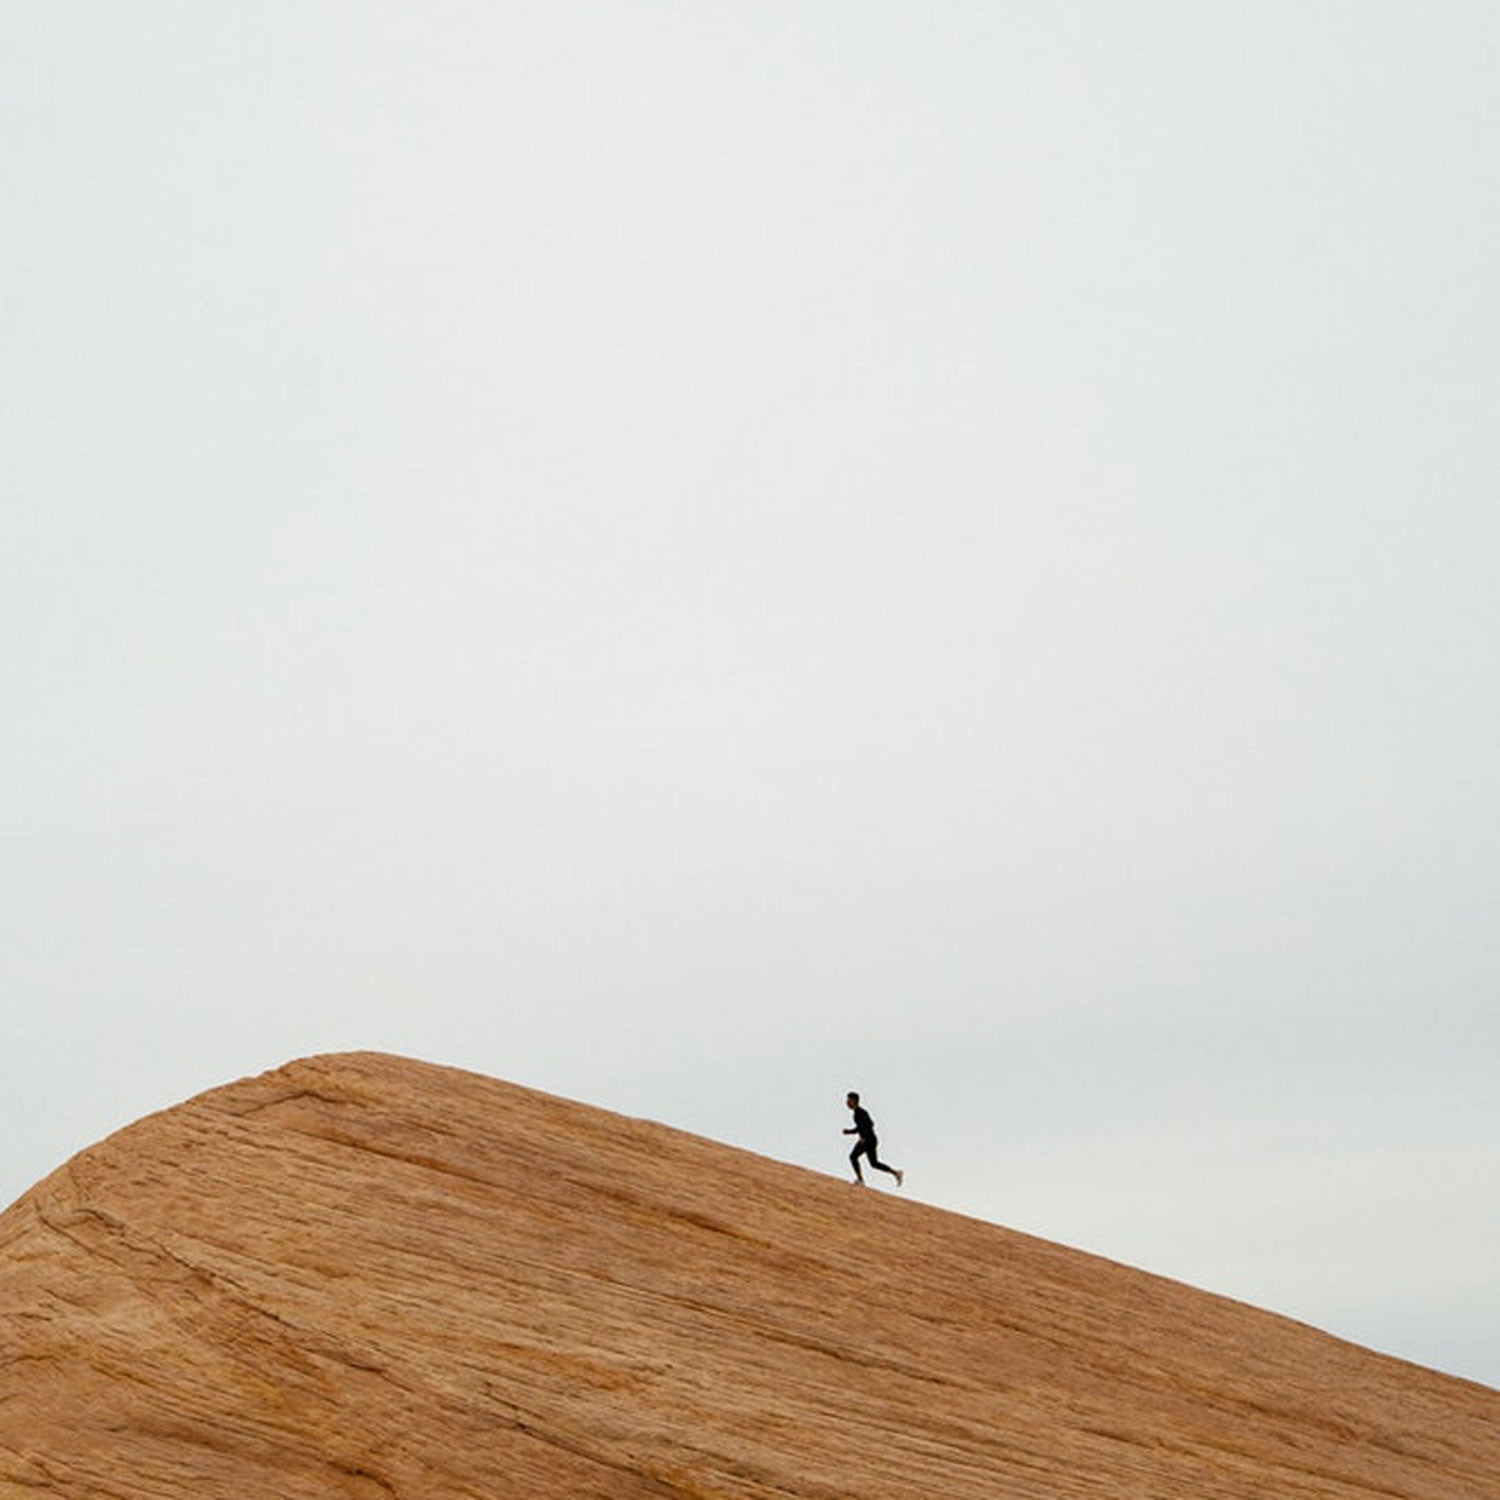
[{"x1": 5, "y1": 3, "x2": 1497, "y2": 1387}]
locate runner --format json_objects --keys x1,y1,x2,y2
[{"x1": 844, "y1": 1091, "x2": 903, "y2": 1187}]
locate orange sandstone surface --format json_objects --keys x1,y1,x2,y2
[{"x1": 0, "y1": 1052, "x2": 1495, "y2": 1499}]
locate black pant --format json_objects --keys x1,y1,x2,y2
[{"x1": 851, "y1": 1137, "x2": 896, "y2": 1177}]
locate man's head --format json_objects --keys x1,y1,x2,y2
[{"x1": 846, "y1": 1091, "x2": 860, "y2": 1109}]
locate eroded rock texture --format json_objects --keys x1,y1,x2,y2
[{"x1": 0, "y1": 1052, "x2": 1495, "y2": 1498}]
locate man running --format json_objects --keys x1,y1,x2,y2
[{"x1": 844, "y1": 1092, "x2": 903, "y2": 1187}]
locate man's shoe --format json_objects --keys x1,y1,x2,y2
[{"x1": 894, "y1": 1169, "x2": 904, "y2": 1187}]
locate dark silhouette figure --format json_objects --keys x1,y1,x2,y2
[{"x1": 844, "y1": 1091, "x2": 903, "y2": 1187}]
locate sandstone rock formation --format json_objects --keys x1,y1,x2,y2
[{"x1": 0, "y1": 1052, "x2": 1494, "y2": 1498}]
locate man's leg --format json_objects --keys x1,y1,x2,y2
[
  {"x1": 850, "y1": 1141, "x2": 867, "y2": 1183},
  {"x1": 866, "y1": 1143, "x2": 903, "y2": 1187}
]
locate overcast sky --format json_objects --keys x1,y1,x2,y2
[{"x1": 5, "y1": 3, "x2": 1497, "y2": 1388}]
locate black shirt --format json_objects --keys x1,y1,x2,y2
[{"x1": 851, "y1": 1105, "x2": 876, "y2": 1142}]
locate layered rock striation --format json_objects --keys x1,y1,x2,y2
[{"x1": 1, "y1": 1052, "x2": 1495, "y2": 1498}]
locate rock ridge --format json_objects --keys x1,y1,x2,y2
[{"x1": 0, "y1": 1051, "x2": 1495, "y2": 1498}]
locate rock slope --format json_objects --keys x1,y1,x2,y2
[{"x1": 0, "y1": 1052, "x2": 1495, "y2": 1498}]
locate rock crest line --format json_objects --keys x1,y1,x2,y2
[{"x1": 1, "y1": 1051, "x2": 1495, "y2": 1498}]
